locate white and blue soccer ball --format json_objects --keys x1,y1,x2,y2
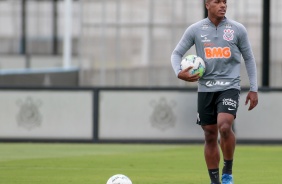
[
  {"x1": 106, "y1": 174, "x2": 133, "y2": 184},
  {"x1": 181, "y1": 55, "x2": 206, "y2": 77}
]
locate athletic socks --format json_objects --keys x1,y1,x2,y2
[
  {"x1": 222, "y1": 159, "x2": 233, "y2": 175},
  {"x1": 208, "y1": 160, "x2": 233, "y2": 183},
  {"x1": 208, "y1": 168, "x2": 220, "y2": 184}
]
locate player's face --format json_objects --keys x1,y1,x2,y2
[{"x1": 206, "y1": 0, "x2": 227, "y2": 19}]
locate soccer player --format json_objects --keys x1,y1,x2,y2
[{"x1": 170, "y1": 0, "x2": 258, "y2": 184}]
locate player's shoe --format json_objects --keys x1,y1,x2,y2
[{"x1": 221, "y1": 174, "x2": 234, "y2": 184}]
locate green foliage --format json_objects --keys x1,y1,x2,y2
[{"x1": 0, "y1": 143, "x2": 281, "y2": 184}]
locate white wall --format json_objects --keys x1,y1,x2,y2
[
  {"x1": 99, "y1": 90, "x2": 204, "y2": 140},
  {"x1": 99, "y1": 89, "x2": 282, "y2": 142},
  {"x1": 236, "y1": 91, "x2": 282, "y2": 140},
  {"x1": 0, "y1": 88, "x2": 281, "y2": 142},
  {"x1": 0, "y1": 90, "x2": 93, "y2": 140}
]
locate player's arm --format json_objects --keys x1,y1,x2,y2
[
  {"x1": 171, "y1": 26, "x2": 195, "y2": 81},
  {"x1": 238, "y1": 24, "x2": 259, "y2": 110}
]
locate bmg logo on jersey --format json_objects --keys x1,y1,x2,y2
[
  {"x1": 204, "y1": 47, "x2": 231, "y2": 59},
  {"x1": 222, "y1": 98, "x2": 237, "y2": 109}
]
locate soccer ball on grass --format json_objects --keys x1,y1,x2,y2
[
  {"x1": 181, "y1": 55, "x2": 205, "y2": 77},
  {"x1": 106, "y1": 174, "x2": 133, "y2": 184}
]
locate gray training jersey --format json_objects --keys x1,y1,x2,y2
[{"x1": 171, "y1": 17, "x2": 258, "y2": 92}]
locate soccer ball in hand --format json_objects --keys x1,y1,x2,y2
[
  {"x1": 181, "y1": 55, "x2": 206, "y2": 77},
  {"x1": 106, "y1": 174, "x2": 133, "y2": 184}
]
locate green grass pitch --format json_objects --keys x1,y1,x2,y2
[{"x1": 0, "y1": 143, "x2": 281, "y2": 184}]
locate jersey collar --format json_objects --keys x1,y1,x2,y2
[{"x1": 206, "y1": 16, "x2": 227, "y2": 27}]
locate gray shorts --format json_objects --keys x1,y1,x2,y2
[{"x1": 196, "y1": 89, "x2": 240, "y2": 126}]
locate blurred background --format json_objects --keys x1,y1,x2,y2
[
  {"x1": 0, "y1": 3, "x2": 281, "y2": 184},
  {"x1": 0, "y1": 0, "x2": 281, "y2": 88},
  {"x1": 0, "y1": 0, "x2": 281, "y2": 143}
]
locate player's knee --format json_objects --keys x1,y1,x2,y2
[
  {"x1": 204, "y1": 130, "x2": 218, "y2": 144},
  {"x1": 219, "y1": 124, "x2": 232, "y2": 138}
]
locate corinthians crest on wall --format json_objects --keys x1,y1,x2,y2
[
  {"x1": 150, "y1": 97, "x2": 176, "y2": 131},
  {"x1": 16, "y1": 97, "x2": 42, "y2": 130}
]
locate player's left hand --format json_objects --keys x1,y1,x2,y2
[
  {"x1": 245, "y1": 91, "x2": 258, "y2": 111},
  {"x1": 177, "y1": 66, "x2": 200, "y2": 82}
]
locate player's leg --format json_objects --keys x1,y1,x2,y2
[
  {"x1": 218, "y1": 113, "x2": 235, "y2": 184},
  {"x1": 216, "y1": 89, "x2": 239, "y2": 184},
  {"x1": 218, "y1": 112, "x2": 235, "y2": 171},
  {"x1": 197, "y1": 92, "x2": 221, "y2": 184},
  {"x1": 202, "y1": 124, "x2": 221, "y2": 184},
  {"x1": 202, "y1": 124, "x2": 220, "y2": 169}
]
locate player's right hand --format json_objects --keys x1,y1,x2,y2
[{"x1": 178, "y1": 66, "x2": 200, "y2": 82}]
